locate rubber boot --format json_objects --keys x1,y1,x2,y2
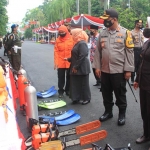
[{"x1": 118, "y1": 109, "x2": 126, "y2": 126}]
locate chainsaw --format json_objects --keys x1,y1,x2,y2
[{"x1": 25, "y1": 120, "x2": 107, "y2": 150}]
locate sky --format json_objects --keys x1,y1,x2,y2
[{"x1": 7, "y1": 0, "x2": 44, "y2": 23}]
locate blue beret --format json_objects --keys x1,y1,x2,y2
[{"x1": 11, "y1": 24, "x2": 19, "y2": 29}]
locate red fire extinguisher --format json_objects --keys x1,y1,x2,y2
[{"x1": 17, "y1": 74, "x2": 28, "y2": 115}]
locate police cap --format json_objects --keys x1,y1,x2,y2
[
  {"x1": 100, "y1": 9, "x2": 118, "y2": 20},
  {"x1": 135, "y1": 20, "x2": 143, "y2": 24},
  {"x1": 90, "y1": 25, "x2": 98, "y2": 30}
]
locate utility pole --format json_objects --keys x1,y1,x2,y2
[
  {"x1": 104, "y1": 0, "x2": 108, "y2": 10},
  {"x1": 128, "y1": 0, "x2": 131, "y2": 9},
  {"x1": 88, "y1": 0, "x2": 91, "y2": 15},
  {"x1": 104, "y1": 0, "x2": 109, "y2": 10},
  {"x1": 76, "y1": 0, "x2": 79, "y2": 15}
]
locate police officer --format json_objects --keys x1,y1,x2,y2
[
  {"x1": 93, "y1": 9, "x2": 134, "y2": 126},
  {"x1": 3, "y1": 32, "x2": 9, "y2": 56},
  {"x1": 131, "y1": 20, "x2": 144, "y2": 85},
  {"x1": 7, "y1": 24, "x2": 22, "y2": 71},
  {"x1": 89, "y1": 25, "x2": 101, "y2": 86}
]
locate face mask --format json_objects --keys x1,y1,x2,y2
[
  {"x1": 104, "y1": 19, "x2": 114, "y2": 28},
  {"x1": 59, "y1": 33, "x2": 66, "y2": 37},
  {"x1": 138, "y1": 25, "x2": 143, "y2": 29},
  {"x1": 90, "y1": 31, "x2": 94, "y2": 35}
]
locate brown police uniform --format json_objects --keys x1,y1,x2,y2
[
  {"x1": 93, "y1": 25, "x2": 134, "y2": 113},
  {"x1": 131, "y1": 20, "x2": 144, "y2": 82}
]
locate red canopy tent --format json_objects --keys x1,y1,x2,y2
[{"x1": 48, "y1": 14, "x2": 104, "y2": 29}]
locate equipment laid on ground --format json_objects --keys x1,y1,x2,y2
[
  {"x1": 36, "y1": 86, "x2": 57, "y2": 98},
  {"x1": 25, "y1": 120, "x2": 106, "y2": 150},
  {"x1": 83, "y1": 143, "x2": 133, "y2": 150},
  {"x1": 39, "y1": 130, "x2": 107, "y2": 150},
  {"x1": 42, "y1": 113, "x2": 81, "y2": 126},
  {"x1": 46, "y1": 110, "x2": 67, "y2": 116},
  {"x1": 39, "y1": 110, "x2": 80, "y2": 126},
  {"x1": 38, "y1": 100, "x2": 66, "y2": 110},
  {"x1": 24, "y1": 81, "x2": 39, "y2": 130},
  {"x1": 37, "y1": 86, "x2": 55, "y2": 95},
  {"x1": 39, "y1": 110, "x2": 75, "y2": 121},
  {"x1": 37, "y1": 90, "x2": 57, "y2": 98}
]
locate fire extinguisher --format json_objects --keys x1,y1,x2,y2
[
  {"x1": 24, "y1": 81, "x2": 38, "y2": 131},
  {"x1": 17, "y1": 74, "x2": 28, "y2": 115}
]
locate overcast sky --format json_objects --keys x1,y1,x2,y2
[{"x1": 7, "y1": 0, "x2": 44, "y2": 23}]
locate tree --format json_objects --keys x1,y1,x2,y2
[
  {"x1": 0, "y1": 0, "x2": 8, "y2": 36},
  {"x1": 22, "y1": 0, "x2": 150, "y2": 31},
  {"x1": 24, "y1": 28, "x2": 32, "y2": 39}
]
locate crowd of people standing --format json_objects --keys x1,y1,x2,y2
[{"x1": 54, "y1": 8, "x2": 150, "y2": 149}]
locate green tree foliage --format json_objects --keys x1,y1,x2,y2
[
  {"x1": 24, "y1": 28, "x2": 32, "y2": 39},
  {"x1": 22, "y1": 0, "x2": 150, "y2": 31},
  {"x1": 0, "y1": 0, "x2": 8, "y2": 36}
]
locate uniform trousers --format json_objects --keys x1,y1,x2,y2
[
  {"x1": 101, "y1": 72, "x2": 127, "y2": 112},
  {"x1": 11, "y1": 49, "x2": 21, "y2": 71},
  {"x1": 131, "y1": 47, "x2": 142, "y2": 81},
  {"x1": 57, "y1": 68, "x2": 70, "y2": 94},
  {"x1": 92, "y1": 68, "x2": 101, "y2": 84},
  {"x1": 140, "y1": 89, "x2": 150, "y2": 138},
  {"x1": 70, "y1": 74, "x2": 91, "y2": 102}
]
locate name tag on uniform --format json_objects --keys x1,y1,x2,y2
[{"x1": 116, "y1": 33, "x2": 123, "y2": 38}]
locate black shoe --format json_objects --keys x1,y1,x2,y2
[
  {"x1": 99, "y1": 112, "x2": 113, "y2": 122},
  {"x1": 118, "y1": 113, "x2": 125, "y2": 126},
  {"x1": 93, "y1": 83, "x2": 100, "y2": 86},
  {"x1": 82, "y1": 100, "x2": 90, "y2": 105},
  {"x1": 66, "y1": 91, "x2": 69, "y2": 96},
  {"x1": 58, "y1": 94, "x2": 63, "y2": 98}
]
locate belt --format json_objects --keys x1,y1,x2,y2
[{"x1": 134, "y1": 47, "x2": 142, "y2": 51}]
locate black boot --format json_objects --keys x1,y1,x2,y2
[
  {"x1": 99, "y1": 108, "x2": 113, "y2": 122},
  {"x1": 118, "y1": 109, "x2": 126, "y2": 126}
]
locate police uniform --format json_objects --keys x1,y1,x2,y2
[
  {"x1": 7, "y1": 24, "x2": 22, "y2": 71},
  {"x1": 90, "y1": 25, "x2": 101, "y2": 86},
  {"x1": 131, "y1": 20, "x2": 144, "y2": 83},
  {"x1": 93, "y1": 9, "x2": 134, "y2": 125}
]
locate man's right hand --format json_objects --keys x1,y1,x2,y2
[
  {"x1": 95, "y1": 69, "x2": 101, "y2": 78},
  {"x1": 133, "y1": 82, "x2": 139, "y2": 90}
]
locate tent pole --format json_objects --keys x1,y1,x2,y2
[
  {"x1": 76, "y1": 0, "x2": 79, "y2": 15},
  {"x1": 48, "y1": 32, "x2": 49, "y2": 44},
  {"x1": 81, "y1": 14, "x2": 83, "y2": 30}
]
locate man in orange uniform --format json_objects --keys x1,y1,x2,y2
[{"x1": 54, "y1": 25, "x2": 74, "y2": 98}]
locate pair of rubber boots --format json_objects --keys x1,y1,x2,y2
[{"x1": 99, "y1": 108, "x2": 126, "y2": 126}]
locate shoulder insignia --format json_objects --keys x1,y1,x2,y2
[{"x1": 126, "y1": 30, "x2": 134, "y2": 48}]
